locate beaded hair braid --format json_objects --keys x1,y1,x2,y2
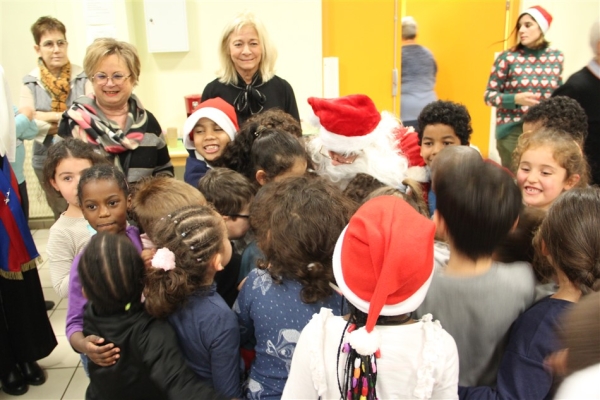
[
  {"x1": 144, "y1": 205, "x2": 226, "y2": 318},
  {"x1": 336, "y1": 301, "x2": 379, "y2": 400}
]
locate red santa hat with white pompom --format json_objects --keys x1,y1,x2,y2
[
  {"x1": 332, "y1": 196, "x2": 435, "y2": 356},
  {"x1": 308, "y1": 94, "x2": 386, "y2": 155}
]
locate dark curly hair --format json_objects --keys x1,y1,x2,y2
[
  {"x1": 144, "y1": 205, "x2": 227, "y2": 318},
  {"x1": 523, "y1": 96, "x2": 588, "y2": 143},
  {"x1": 417, "y1": 100, "x2": 473, "y2": 145},
  {"x1": 250, "y1": 175, "x2": 357, "y2": 303},
  {"x1": 212, "y1": 123, "x2": 308, "y2": 185},
  {"x1": 243, "y1": 108, "x2": 302, "y2": 138},
  {"x1": 342, "y1": 173, "x2": 386, "y2": 204}
]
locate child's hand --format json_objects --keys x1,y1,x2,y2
[
  {"x1": 18, "y1": 106, "x2": 35, "y2": 120},
  {"x1": 84, "y1": 335, "x2": 120, "y2": 366},
  {"x1": 141, "y1": 248, "x2": 157, "y2": 269}
]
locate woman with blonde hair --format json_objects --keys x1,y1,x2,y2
[
  {"x1": 201, "y1": 11, "x2": 299, "y2": 125},
  {"x1": 58, "y1": 38, "x2": 173, "y2": 183}
]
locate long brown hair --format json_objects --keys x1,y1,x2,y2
[{"x1": 534, "y1": 188, "x2": 600, "y2": 294}]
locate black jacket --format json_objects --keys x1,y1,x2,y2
[{"x1": 83, "y1": 303, "x2": 226, "y2": 400}]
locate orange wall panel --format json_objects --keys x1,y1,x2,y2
[
  {"x1": 322, "y1": 0, "x2": 398, "y2": 112},
  {"x1": 323, "y1": 0, "x2": 520, "y2": 157},
  {"x1": 404, "y1": 0, "x2": 510, "y2": 157}
]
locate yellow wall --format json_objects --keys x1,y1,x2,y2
[
  {"x1": 322, "y1": 0, "x2": 398, "y2": 112},
  {"x1": 323, "y1": 0, "x2": 522, "y2": 157}
]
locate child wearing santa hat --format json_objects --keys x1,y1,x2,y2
[
  {"x1": 183, "y1": 97, "x2": 239, "y2": 186},
  {"x1": 282, "y1": 196, "x2": 459, "y2": 400}
]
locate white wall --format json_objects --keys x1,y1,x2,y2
[
  {"x1": 521, "y1": 0, "x2": 599, "y2": 78},
  {"x1": 0, "y1": 0, "x2": 322, "y2": 134}
]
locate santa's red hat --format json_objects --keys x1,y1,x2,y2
[
  {"x1": 183, "y1": 97, "x2": 239, "y2": 150},
  {"x1": 521, "y1": 5, "x2": 553, "y2": 34},
  {"x1": 308, "y1": 94, "x2": 387, "y2": 154},
  {"x1": 332, "y1": 196, "x2": 435, "y2": 355}
]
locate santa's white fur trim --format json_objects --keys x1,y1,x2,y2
[
  {"x1": 320, "y1": 111, "x2": 400, "y2": 154},
  {"x1": 348, "y1": 326, "x2": 381, "y2": 356},
  {"x1": 405, "y1": 166, "x2": 429, "y2": 183}
]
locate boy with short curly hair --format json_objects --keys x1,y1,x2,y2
[{"x1": 416, "y1": 100, "x2": 474, "y2": 215}]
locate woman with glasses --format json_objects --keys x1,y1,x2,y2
[
  {"x1": 59, "y1": 38, "x2": 173, "y2": 183},
  {"x1": 20, "y1": 16, "x2": 92, "y2": 220},
  {"x1": 201, "y1": 11, "x2": 300, "y2": 125}
]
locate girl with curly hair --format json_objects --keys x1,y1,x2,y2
[{"x1": 234, "y1": 175, "x2": 356, "y2": 399}]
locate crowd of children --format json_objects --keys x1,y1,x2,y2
[{"x1": 21, "y1": 83, "x2": 596, "y2": 400}]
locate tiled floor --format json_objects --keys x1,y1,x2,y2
[{"x1": 0, "y1": 229, "x2": 88, "y2": 400}]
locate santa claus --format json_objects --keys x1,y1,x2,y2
[{"x1": 306, "y1": 94, "x2": 426, "y2": 190}]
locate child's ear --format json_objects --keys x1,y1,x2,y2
[
  {"x1": 540, "y1": 239, "x2": 550, "y2": 257},
  {"x1": 210, "y1": 252, "x2": 225, "y2": 272},
  {"x1": 126, "y1": 193, "x2": 132, "y2": 209},
  {"x1": 433, "y1": 210, "x2": 448, "y2": 241},
  {"x1": 50, "y1": 178, "x2": 60, "y2": 193},
  {"x1": 510, "y1": 216, "x2": 520, "y2": 233},
  {"x1": 563, "y1": 174, "x2": 580, "y2": 191},
  {"x1": 255, "y1": 170, "x2": 268, "y2": 186}
]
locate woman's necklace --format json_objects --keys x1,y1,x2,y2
[{"x1": 101, "y1": 104, "x2": 128, "y2": 118}]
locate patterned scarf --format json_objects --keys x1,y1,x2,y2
[
  {"x1": 38, "y1": 57, "x2": 71, "y2": 112},
  {"x1": 232, "y1": 72, "x2": 266, "y2": 118},
  {"x1": 63, "y1": 93, "x2": 148, "y2": 154}
]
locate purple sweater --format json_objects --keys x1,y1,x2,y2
[{"x1": 66, "y1": 226, "x2": 143, "y2": 340}]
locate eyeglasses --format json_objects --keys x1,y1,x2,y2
[
  {"x1": 226, "y1": 214, "x2": 250, "y2": 220},
  {"x1": 92, "y1": 73, "x2": 131, "y2": 85},
  {"x1": 41, "y1": 39, "x2": 68, "y2": 49},
  {"x1": 319, "y1": 146, "x2": 359, "y2": 165}
]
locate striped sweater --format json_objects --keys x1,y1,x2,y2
[{"x1": 484, "y1": 46, "x2": 564, "y2": 139}]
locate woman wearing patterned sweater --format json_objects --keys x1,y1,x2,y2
[{"x1": 484, "y1": 6, "x2": 564, "y2": 168}]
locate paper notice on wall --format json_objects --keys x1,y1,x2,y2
[
  {"x1": 86, "y1": 25, "x2": 117, "y2": 45},
  {"x1": 84, "y1": 0, "x2": 116, "y2": 26}
]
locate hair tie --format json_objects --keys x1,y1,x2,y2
[
  {"x1": 254, "y1": 125, "x2": 267, "y2": 138},
  {"x1": 151, "y1": 248, "x2": 176, "y2": 271},
  {"x1": 125, "y1": 302, "x2": 131, "y2": 311}
]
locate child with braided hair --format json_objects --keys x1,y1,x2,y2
[
  {"x1": 144, "y1": 205, "x2": 241, "y2": 399},
  {"x1": 79, "y1": 233, "x2": 225, "y2": 400}
]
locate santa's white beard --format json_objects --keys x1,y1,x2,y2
[{"x1": 308, "y1": 136, "x2": 409, "y2": 190}]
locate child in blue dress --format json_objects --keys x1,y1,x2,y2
[{"x1": 234, "y1": 175, "x2": 357, "y2": 399}]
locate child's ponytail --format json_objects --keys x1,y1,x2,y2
[{"x1": 144, "y1": 268, "x2": 195, "y2": 318}]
